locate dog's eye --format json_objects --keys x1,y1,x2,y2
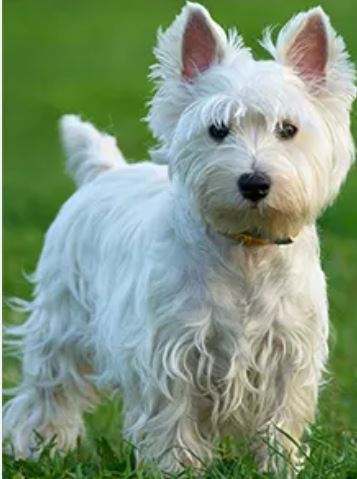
[
  {"x1": 208, "y1": 123, "x2": 230, "y2": 142},
  {"x1": 275, "y1": 121, "x2": 298, "y2": 140}
]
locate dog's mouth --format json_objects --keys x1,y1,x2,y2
[{"x1": 219, "y1": 230, "x2": 294, "y2": 247}]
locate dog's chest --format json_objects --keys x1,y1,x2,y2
[
  {"x1": 198, "y1": 248, "x2": 314, "y2": 426},
  {"x1": 207, "y1": 268, "x2": 294, "y2": 373},
  {"x1": 208, "y1": 246, "x2": 297, "y2": 335}
]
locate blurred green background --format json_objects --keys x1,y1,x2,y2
[{"x1": 3, "y1": 0, "x2": 357, "y2": 445}]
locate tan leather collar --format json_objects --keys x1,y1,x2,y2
[{"x1": 223, "y1": 232, "x2": 294, "y2": 247}]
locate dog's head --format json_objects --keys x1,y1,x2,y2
[{"x1": 147, "y1": 2, "x2": 356, "y2": 241}]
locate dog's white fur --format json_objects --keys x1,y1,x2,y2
[{"x1": 4, "y1": 2, "x2": 356, "y2": 473}]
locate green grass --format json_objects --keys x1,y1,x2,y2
[
  {"x1": 3, "y1": 0, "x2": 357, "y2": 477},
  {"x1": 3, "y1": 425, "x2": 357, "y2": 479}
]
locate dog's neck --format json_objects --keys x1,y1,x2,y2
[
  {"x1": 170, "y1": 187, "x2": 296, "y2": 252},
  {"x1": 169, "y1": 188, "x2": 318, "y2": 283}
]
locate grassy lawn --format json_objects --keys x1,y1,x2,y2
[{"x1": 3, "y1": 0, "x2": 357, "y2": 477}]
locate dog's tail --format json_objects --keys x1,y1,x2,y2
[{"x1": 60, "y1": 114, "x2": 127, "y2": 187}]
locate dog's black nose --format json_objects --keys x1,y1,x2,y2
[{"x1": 238, "y1": 172, "x2": 271, "y2": 202}]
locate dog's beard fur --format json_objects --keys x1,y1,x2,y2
[
  {"x1": 3, "y1": 2, "x2": 356, "y2": 475},
  {"x1": 194, "y1": 154, "x2": 312, "y2": 241}
]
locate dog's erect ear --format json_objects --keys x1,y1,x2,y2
[
  {"x1": 263, "y1": 7, "x2": 356, "y2": 100},
  {"x1": 152, "y1": 2, "x2": 227, "y2": 82},
  {"x1": 148, "y1": 3, "x2": 242, "y2": 161},
  {"x1": 181, "y1": 6, "x2": 225, "y2": 80},
  {"x1": 276, "y1": 8, "x2": 328, "y2": 82}
]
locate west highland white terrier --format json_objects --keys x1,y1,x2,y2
[{"x1": 4, "y1": 2, "x2": 356, "y2": 474}]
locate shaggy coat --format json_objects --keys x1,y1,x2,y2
[{"x1": 4, "y1": 2, "x2": 356, "y2": 474}]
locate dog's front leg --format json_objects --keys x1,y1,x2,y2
[
  {"x1": 275, "y1": 377, "x2": 318, "y2": 474},
  {"x1": 125, "y1": 380, "x2": 213, "y2": 473},
  {"x1": 253, "y1": 371, "x2": 319, "y2": 476}
]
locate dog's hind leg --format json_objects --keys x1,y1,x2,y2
[{"x1": 3, "y1": 290, "x2": 98, "y2": 458}]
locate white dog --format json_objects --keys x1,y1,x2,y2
[{"x1": 4, "y1": 2, "x2": 356, "y2": 474}]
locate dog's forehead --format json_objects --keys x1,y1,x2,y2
[
  {"x1": 238, "y1": 61, "x2": 305, "y2": 113},
  {"x1": 231, "y1": 58, "x2": 303, "y2": 99},
  {"x1": 195, "y1": 59, "x2": 309, "y2": 123}
]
